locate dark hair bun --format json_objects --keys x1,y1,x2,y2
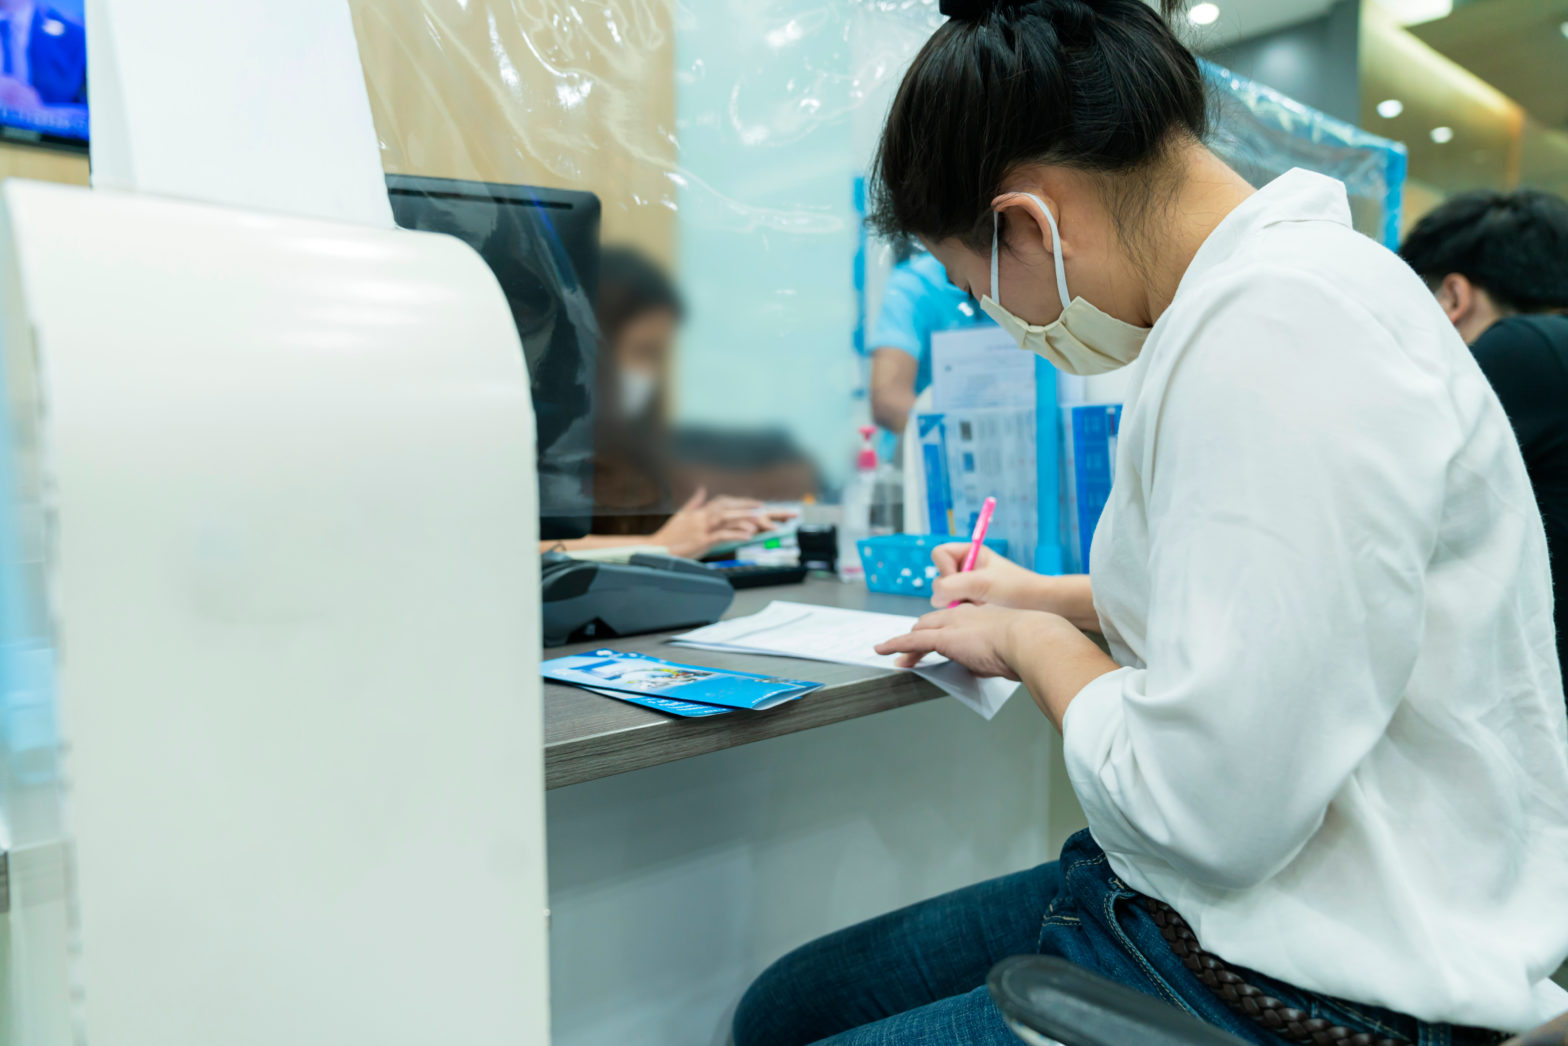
[
  {"x1": 938, "y1": 0, "x2": 1051, "y2": 19},
  {"x1": 937, "y1": 0, "x2": 993, "y2": 17},
  {"x1": 939, "y1": 0, "x2": 1189, "y2": 20}
]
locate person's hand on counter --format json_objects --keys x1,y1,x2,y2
[
  {"x1": 929, "y1": 544, "x2": 1100, "y2": 632},
  {"x1": 652, "y1": 489, "x2": 795, "y2": 559},
  {"x1": 874, "y1": 604, "x2": 1117, "y2": 731}
]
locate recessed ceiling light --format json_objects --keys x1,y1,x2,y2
[
  {"x1": 1377, "y1": 99, "x2": 1404, "y2": 119},
  {"x1": 1379, "y1": 0, "x2": 1453, "y2": 26},
  {"x1": 1430, "y1": 126, "x2": 1455, "y2": 144},
  {"x1": 1188, "y1": 3, "x2": 1221, "y2": 26}
]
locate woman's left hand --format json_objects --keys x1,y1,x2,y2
[
  {"x1": 874, "y1": 604, "x2": 1057, "y2": 679},
  {"x1": 875, "y1": 605, "x2": 1120, "y2": 729}
]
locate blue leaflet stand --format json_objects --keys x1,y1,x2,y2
[
  {"x1": 916, "y1": 357, "x2": 1064, "y2": 574},
  {"x1": 1034, "y1": 356, "x2": 1065, "y2": 575}
]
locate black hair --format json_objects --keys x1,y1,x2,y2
[
  {"x1": 868, "y1": 0, "x2": 1205, "y2": 251},
  {"x1": 595, "y1": 245, "x2": 685, "y2": 347},
  {"x1": 1398, "y1": 189, "x2": 1568, "y2": 315}
]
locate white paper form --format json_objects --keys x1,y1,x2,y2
[
  {"x1": 931, "y1": 327, "x2": 1036, "y2": 411},
  {"x1": 672, "y1": 602, "x2": 1019, "y2": 719}
]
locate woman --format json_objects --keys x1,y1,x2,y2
[
  {"x1": 733, "y1": 2, "x2": 1568, "y2": 1044},
  {"x1": 544, "y1": 246, "x2": 788, "y2": 558}
]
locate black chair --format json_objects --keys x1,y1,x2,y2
[
  {"x1": 987, "y1": 956, "x2": 1247, "y2": 1046},
  {"x1": 986, "y1": 956, "x2": 1568, "y2": 1046}
]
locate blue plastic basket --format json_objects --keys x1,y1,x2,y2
[{"x1": 857, "y1": 534, "x2": 1010, "y2": 597}]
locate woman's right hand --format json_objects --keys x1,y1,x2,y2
[
  {"x1": 929, "y1": 543, "x2": 1050, "y2": 609},
  {"x1": 930, "y1": 544, "x2": 1101, "y2": 632}
]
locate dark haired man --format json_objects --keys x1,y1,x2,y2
[{"x1": 1402, "y1": 189, "x2": 1568, "y2": 698}]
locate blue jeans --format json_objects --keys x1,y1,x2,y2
[{"x1": 734, "y1": 830, "x2": 1500, "y2": 1046}]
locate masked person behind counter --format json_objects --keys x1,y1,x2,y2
[{"x1": 542, "y1": 246, "x2": 791, "y2": 559}]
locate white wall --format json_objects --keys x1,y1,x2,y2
[{"x1": 546, "y1": 692, "x2": 1073, "y2": 1046}]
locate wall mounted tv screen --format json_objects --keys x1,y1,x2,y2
[{"x1": 0, "y1": 1, "x2": 86, "y2": 151}]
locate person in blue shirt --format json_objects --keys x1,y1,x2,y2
[
  {"x1": 0, "y1": 2, "x2": 86, "y2": 115},
  {"x1": 865, "y1": 250, "x2": 994, "y2": 436}
]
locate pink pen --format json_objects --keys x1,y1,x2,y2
[{"x1": 948, "y1": 496, "x2": 997, "y2": 608}]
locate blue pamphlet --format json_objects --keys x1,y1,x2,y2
[
  {"x1": 582, "y1": 687, "x2": 734, "y2": 718},
  {"x1": 542, "y1": 649, "x2": 822, "y2": 714}
]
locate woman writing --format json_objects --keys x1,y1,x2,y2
[{"x1": 734, "y1": 1, "x2": 1568, "y2": 1043}]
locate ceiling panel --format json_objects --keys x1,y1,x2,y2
[
  {"x1": 1154, "y1": 0, "x2": 1341, "y2": 49},
  {"x1": 1412, "y1": 0, "x2": 1568, "y2": 130},
  {"x1": 1361, "y1": 2, "x2": 1523, "y2": 197}
]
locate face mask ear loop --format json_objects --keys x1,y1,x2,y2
[
  {"x1": 994, "y1": 195, "x2": 1073, "y2": 312},
  {"x1": 1033, "y1": 199, "x2": 1072, "y2": 308},
  {"x1": 990, "y1": 210, "x2": 1001, "y2": 305}
]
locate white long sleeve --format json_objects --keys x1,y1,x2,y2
[
  {"x1": 1060, "y1": 170, "x2": 1568, "y2": 1032},
  {"x1": 1066, "y1": 265, "x2": 1440, "y2": 889}
]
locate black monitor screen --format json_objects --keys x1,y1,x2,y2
[
  {"x1": 387, "y1": 175, "x2": 601, "y2": 541},
  {"x1": 0, "y1": 1, "x2": 88, "y2": 151}
]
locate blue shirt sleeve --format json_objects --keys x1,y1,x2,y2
[{"x1": 866, "y1": 262, "x2": 930, "y2": 361}]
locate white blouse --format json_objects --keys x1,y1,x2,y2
[{"x1": 1063, "y1": 170, "x2": 1568, "y2": 1032}]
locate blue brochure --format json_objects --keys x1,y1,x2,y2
[
  {"x1": 583, "y1": 687, "x2": 733, "y2": 719},
  {"x1": 542, "y1": 650, "x2": 822, "y2": 712}
]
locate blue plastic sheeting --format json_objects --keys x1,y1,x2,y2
[{"x1": 1203, "y1": 59, "x2": 1409, "y2": 248}]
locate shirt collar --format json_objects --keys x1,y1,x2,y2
[{"x1": 1173, "y1": 168, "x2": 1353, "y2": 302}]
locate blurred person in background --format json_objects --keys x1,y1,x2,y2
[
  {"x1": 865, "y1": 245, "x2": 995, "y2": 438},
  {"x1": 544, "y1": 246, "x2": 790, "y2": 558},
  {"x1": 1401, "y1": 189, "x2": 1568, "y2": 695}
]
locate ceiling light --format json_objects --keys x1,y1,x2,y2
[
  {"x1": 1376, "y1": 99, "x2": 1404, "y2": 119},
  {"x1": 1188, "y1": 3, "x2": 1220, "y2": 26},
  {"x1": 1430, "y1": 126, "x2": 1455, "y2": 144},
  {"x1": 1376, "y1": 0, "x2": 1453, "y2": 26}
]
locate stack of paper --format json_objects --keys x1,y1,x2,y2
[
  {"x1": 673, "y1": 602, "x2": 1019, "y2": 720},
  {"x1": 542, "y1": 649, "x2": 823, "y2": 718}
]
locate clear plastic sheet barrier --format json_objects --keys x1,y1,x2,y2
[
  {"x1": 346, "y1": 3, "x2": 1408, "y2": 528},
  {"x1": 349, "y1": 0, "x2": 944, "y2": 525}
]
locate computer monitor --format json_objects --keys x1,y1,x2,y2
[{"x1": 386, "y1": 175, "x2": 602, "y2": 540}]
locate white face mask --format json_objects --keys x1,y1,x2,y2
[
  {"x1": 978, "y1": 193, "x2": 1150, "y2": 376},
  {"x1": 618, "y1": 368, "x2": 658, "y2": 418}
]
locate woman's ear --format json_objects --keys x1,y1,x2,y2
[{"x1": 992, "y1": 192, "x2": 1061, "y2": 259}]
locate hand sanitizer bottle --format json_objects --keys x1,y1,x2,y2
[{"x1": 838, "y1": 425, "x2": 880, "y2": 579}]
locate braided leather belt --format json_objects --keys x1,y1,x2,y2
[{"x1": 1141, "y1": 898, "x2": 1508, "y2": 1046}]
